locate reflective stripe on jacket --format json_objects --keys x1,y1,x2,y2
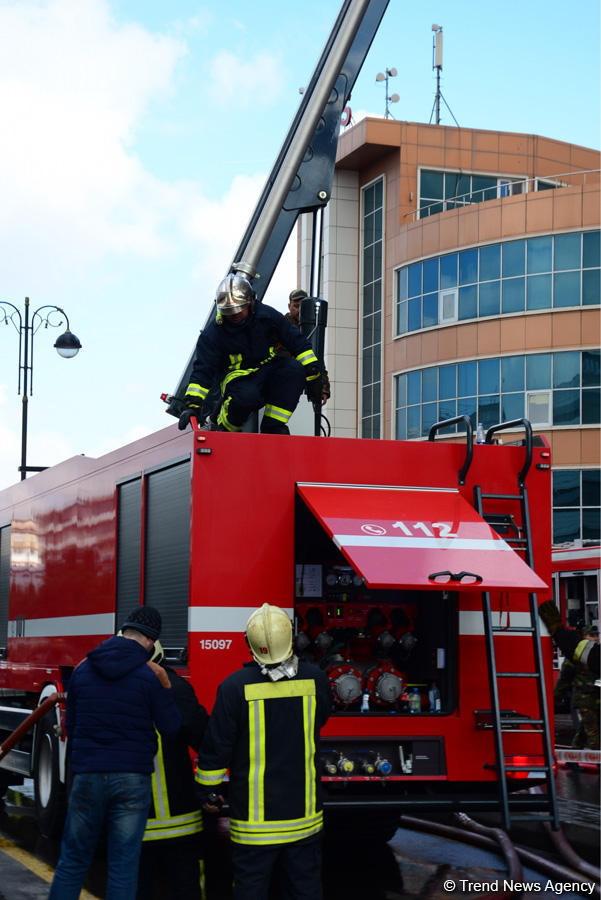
[
  {"x1": 186, "y1": 304, "x2": 317, "y2": 400},
  {"x1": 195, "y1": 661, "x2": 332, "y2": 846}
]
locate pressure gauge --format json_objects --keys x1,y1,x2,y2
[
  {"x1": 352, "y1": 573, "x2": 363, "y2": 587},
  {"x1": 339, "y1": 572, "x2": 352, "y2": 586},
  {"x1": 326, "y1": 573, "x2": 337, "y2": 586}
]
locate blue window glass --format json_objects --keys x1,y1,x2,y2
[
  {"x1": 422, "y1": 402, "x2": 438, "y2": 436},
  {"x1": 478, "y1": 358, "x2": 500, "y2": 394},
  {"x1": 502, "y1": 277, "x2": 525, "y2": 313},
  {"x1": 457, "y1": 396, "x2": 477, "y2": 427},
  {"x1": 479, "y1": 395, "x2": 500, "y2": 428},
  {"x1": 553, "y1": 352, "x2": 580, "y2": 388},
  {"x1": 583, "y1": 508, "x2": 601, "y2": 541},
  {"x1": 397, "y1": 374, "x2": 407, "y2": 407},
  {"x1": 373, "y1": 350, "x2": 381, "y2": 384},
  {"x1": 554, "y1": 509, "x2": 580, "y2": 543},
  {"x1": 362, "y1": 385, "x2": 372, "y2": 417},
  {"x1": 407, "y1": 371, "x2": 421, "y2": 406},
  {"x1": 363, "y1": 314, "x2": 374, "y2": 347},
  {"x1": 439, "y1": 365, "x2": 456, "y2": 400},
  {"x1": 363, "y1": 246, "x2": 374, "y2": 283},
  {"x1": 583, "y1": 350, "x2": 600, "y2": 387},
  {"x1": 440, "y1": 254, "x2": 458, "y2": 289},
  {"x1": 423, "y1": 293, "x2": 438, "y2": 328},
  {"x1": 479, "y1": 281, "x2": 500, "y2": 316},
  {"x1": 421, "y1": 201, "x2": 443, "y2": 217},
  {"x1": 397, "y1": 300, "x2": 408, "y2": 335},
  {"x1": 396, "y1": 408, "x2": 407, "y2": 440},
  {"x1": 502, "y1": 356, "x2": 524, "y2": 392},
  {"x1": 422, "y1": 368, "x2": 437, "y2": 403},
  {"x1": 438, "y1": 399, "x2": 457, "y2": 430},
  {"x1": 583, "y1": 231, "x2": 601, "y2": 268},
  {"x1": 527, "y1": 236, "x2": 552, "y2": 274},
  {"x1": 372, "y1": 382, "x2": 381, "y2": 414},
  {"x1": 373, "y1": 208, "x2": 382, "y2": 242},
  {"x1": 372, "y1": 309, "x2": 381, "y2": 344},
  {"x1": 583, "y1": 388, "x2": 600, "y2": 424},
  {"x1": 459, "y1": 285, "x2": 477, "y2": 320},
  {"x1": 407, "y1": 405, "x2": 420, "y2": 439},
  {"x1": 471, "y1": 176, "x2": 496, "y2": 202},
  {"x1": 554, "y1": 271, "x2": 580, "y2": 307},
  {"x1": 554, "y1": 233, "x2": 581, "y2": 270},
  {"x1": 398, "y1": 268, "x2": 408, "y2": 301},
  {"x1": 526, "y1": 354, "x2": 551, "y2": 390},
  {"x1": 364, "y1": 186, "x2": 374, "y2": 215},
  {"x1": 408, "y1": 297, "x2": 422, "y2": 331},
  {"x1": 553, "y1": 390, "x2": 580, "y2": 425},
  {"x1": 374, "y1": 179, "x2": 382, "y2": 207},
  {"x1": 364, "y1": 282, "x2": 374, "y2": 316},
  {"x1": 374, "y1": 251, "x2": 382, "y2": 281},
  {"x1": 362, "y1": 348, "x2": 372, "y2": 385},
  {"x1": 408, "y1": 262, "x2": 422, "y2": 298},
  {"x1": 502, "y1": 393, "x2": 524, "y2": 421},
  {"x1": 423, "y1": 258, "x2": 439, "y2": 293},
  {"x1": 582, "y1": 269, "x2": 600, "y2": 305},
  {"x1": 480, "y1": 244, "x2": 500, "y2": 281},
  {"x1": 421, "y1": 170, "x2": 443, "y2": 199},
  {"x1": 553, "y1": 470, "x2": 580, "y2": 507},
  {"x1": 527, "y1": 274, "x2": 552, "y2": 310},
  {"x1": 502, "y1": 240, "x2": 525, "y2": 277},
  {"x1": 583, "y1": 470, "x2": 601, "y2": 506},
  {"x1": 459, "y1": 249, "x2": 478, "y2": 285},
  {"x1": 458, "y1": 361, "x2": 477, "y2": 397},
  {"x1": 364, "y1": 213, "x2": 375, "y2": 246}
]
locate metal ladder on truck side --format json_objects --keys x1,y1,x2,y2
[{"x1": 473, "y1": 418, "x2": 559, "y2": 831}]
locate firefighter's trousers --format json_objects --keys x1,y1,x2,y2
[
  {"x1": 137, "y1": 834, "x2": 205, "y2": 899},
  {"x1": 231, "y1": 835, "x2": 323, "y2": 900},
  {"x1": 218, "y1": 357, "x2": 306, "y2": 432}
]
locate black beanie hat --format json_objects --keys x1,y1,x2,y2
[{"x1": 121, "y1": 606, "x2": 162, "y2": 641}]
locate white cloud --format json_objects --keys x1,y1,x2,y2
[{"x1": 207, "y1": 50, "x2": 284, "y2": 107}]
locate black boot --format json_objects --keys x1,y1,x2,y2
[{"x1": 260, "y1": 418, "x2": 290, "y2": 435}]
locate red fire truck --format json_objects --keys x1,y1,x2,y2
[
  {"x1": 0, "y1": 418, "x2": 558, "y2": 835},
  {"x1": 0, "y1": 0, "x2": 558, "y2": 838}
]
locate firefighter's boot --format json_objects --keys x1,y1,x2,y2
[{"x1": 260, "y1": 417, "x2": 290, "y2": 435}]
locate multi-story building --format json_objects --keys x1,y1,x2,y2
[{"x1": 298, "y1": 119, "x2": 600, "y2": 624}]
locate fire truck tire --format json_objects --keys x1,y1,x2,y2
[{"x1": 34, "y1": 710, "x2": 67, "y2": 839}]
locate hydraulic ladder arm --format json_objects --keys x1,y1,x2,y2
[{"x1": 166, "y1": 0, "x2": 389, "y2": 417}]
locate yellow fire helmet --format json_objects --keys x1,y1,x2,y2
[{"x1": 245, "y1": 603, "x2": 293, "y2": 666}]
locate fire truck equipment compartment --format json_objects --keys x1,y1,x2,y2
[{"x1": 296, "y1": 483, "x2": 547, "y2": 592}]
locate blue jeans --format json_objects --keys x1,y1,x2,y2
[{"x1": 49, "y1": 772, "x2": 152, "y2": 900}]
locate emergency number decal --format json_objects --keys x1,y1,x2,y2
[{"x1": 199, "y1": 639, "x2": 232, "y2": 650}]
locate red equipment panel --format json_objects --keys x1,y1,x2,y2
[{"x1": 297, "y1": 483, "x2": 547, "y2": 593}]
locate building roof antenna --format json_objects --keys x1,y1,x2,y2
[
  {"x1": 376, "y1": 67, "x2": 399, "y2": 119},
  {"x1": 429, "y1": 25, "x2": 459, "y2": 127}
]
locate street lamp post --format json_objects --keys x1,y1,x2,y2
[{"x1": 0, "y1": 296, "x2": 82, "y2": 480}]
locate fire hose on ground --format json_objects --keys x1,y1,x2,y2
[
  {"x1": 0, "y1": 691, "x2": 65, "y2": 765},
  {"x1": 399, "y1": 814, "x2": 600, "y2": 899}
]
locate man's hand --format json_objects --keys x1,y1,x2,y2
[
  {"x1": 538, "y1": 600, "x2": 562, "y2": 636},
  {"x1": 147, "y1": 660, "x2": 171, "y2": 688},
  {"x1": 178, "y1": 403, "x2": 202, "y2": 431},
  {"x1": 305, "y1": 374, "x2": 322, "y2": 405},
  {"x1": 202, "y1": 792, "x2": 224, "y2": 814}
]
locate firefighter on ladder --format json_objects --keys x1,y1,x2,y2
[
  {"x1": 195, "y1": 603, "x2": 332, "y2": 900},
  {"x1": 137, "y1": 642, "x2": 209, "y2": 900},
  {"x1": 178, "y1": 274, "x2": 322, "y2": 435}
]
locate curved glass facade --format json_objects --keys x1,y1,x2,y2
[
  {"x1": 394, "y1": 349, "x2": 600, "y2": 440},
  {"x1": 395, "y1": 230, "x2": 600, "y2": 335}
]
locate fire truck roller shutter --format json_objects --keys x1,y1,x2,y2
[{"x1": 296, "y1": 483, "x2": 547, "y2": 593}]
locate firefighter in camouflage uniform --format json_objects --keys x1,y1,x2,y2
[
  {"x1": 195, "y1": 603, "x2": 332, "y2": 900},
  {"x1": 554, "y1": 625, "x2": 599, "y2": 750}
]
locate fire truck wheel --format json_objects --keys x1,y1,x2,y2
[{"x1": 34, "y1": 710, "x2": 67, "y2": 839}]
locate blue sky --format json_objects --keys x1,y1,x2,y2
[{"x1": 0, "y1": 0, "x2": 599, "y2": 490}]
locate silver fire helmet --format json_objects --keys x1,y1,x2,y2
[{"x1": 215, "y1": 273, "x2": 254, "y2": 316}]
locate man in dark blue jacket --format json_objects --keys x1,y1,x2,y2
[
  {"x1": 178, "y1": 273, "x2": 322, "y2": 435},
  {"x1": 49, "y1": 606, "x2": 181, "y2": 900}
]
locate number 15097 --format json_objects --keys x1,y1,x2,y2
[{"x1": 199, "y1": 639, "x2": 232, "y2": 650}]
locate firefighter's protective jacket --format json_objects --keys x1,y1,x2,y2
[
  {"x1": 143, "y1": 666, "x2": 209, "y2": 843},
  {"x1": 185, "y1": 304, "x2": 319, "y2": 406},
  {"x1": 195, "y1": 660, "x2": 332, "y2": 846}
]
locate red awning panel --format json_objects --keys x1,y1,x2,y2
[{"x1": 297, "y1": 483, "x2": 547, "y2": 592}]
